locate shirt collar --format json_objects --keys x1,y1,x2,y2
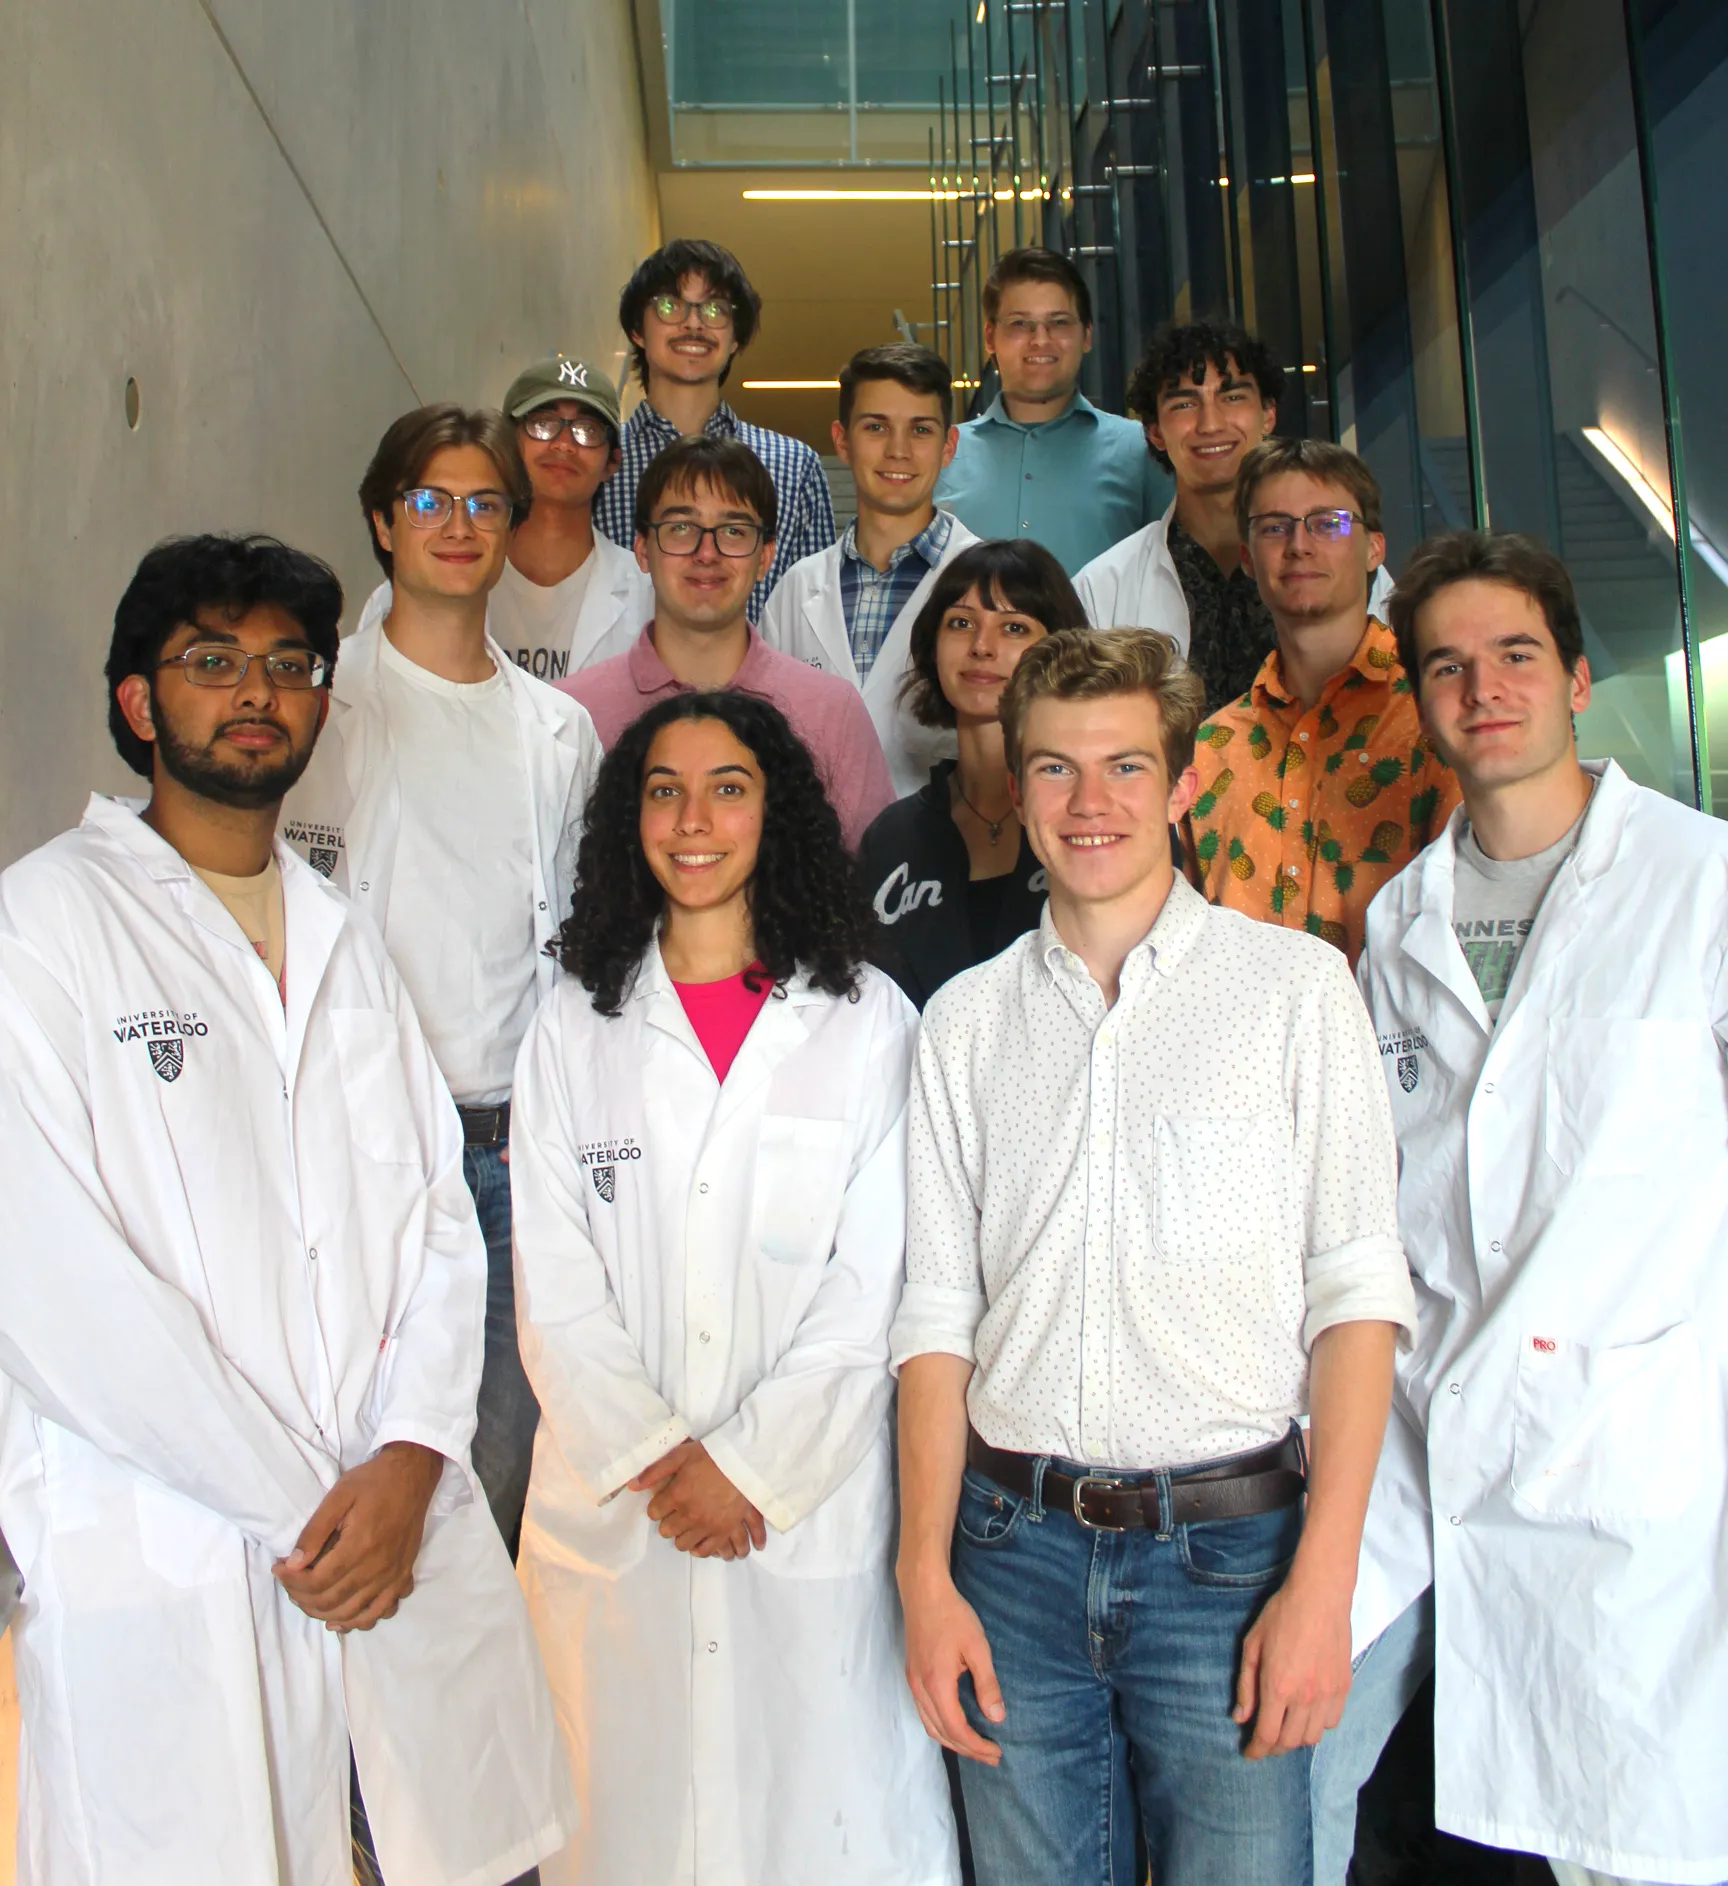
[
  {"x1": 631, "y1": 399, "x2": 739, "y2": 443},
  {"x1": 1035, "y1": 870, "x2": 1209, "y2": 993},
  {"x1": 1252, "y1": 614, "x2": 1399, "y2": 711},
  {"x1": 838, "y1": 509, "x2": 953, "y2": 573},
  {"x1": 627, "y1": 621, "x2": 764, "y2": 695},
  {"x1": 979, "y1": 388, "x2": 1095, "y2": 432}
]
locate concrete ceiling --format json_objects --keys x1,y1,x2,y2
[{"x1": 652, "y1": 168, "x2": 940, "y2": 451}]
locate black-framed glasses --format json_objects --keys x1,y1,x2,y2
[
  {"x1": 644, "y1": 519, "x2": 766, "y2": 558},
  {"x1": 157, "y1": 644, "x2": 327, "y2": 690},
  {"x1": 398, "y1": 486, "x2": 514, "y2": 531},
  {"x1": 647, "y1": 292, "x2": 734, "y2": 329},
  {"x1": 1246, "y1": 508, "x2": 1364, "y2": 544},
  {"x1": 521, "y1": 411, "x2": 614, "y2": 449}
]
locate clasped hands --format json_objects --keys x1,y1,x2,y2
[
  {"x1": 630, "y1": 1439, "x2": 767, "y2": 1560},
  {"x1": 272, "y1": 1440, "x2": 444, "y2": 1634}
]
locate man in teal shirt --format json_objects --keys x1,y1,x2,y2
[{"x1": 936, "y1": 248, "x2": 1173, "y2": 575}]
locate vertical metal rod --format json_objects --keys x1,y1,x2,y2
[
  {"x1": 1622, "y1": 0, "x2": 1709, "y2": 811},
  {"x1": 1298, "y1": 0, "x2": 1340, "y2": 438},
  {"x1": 846, "y1": 0, "x2": 859, "y2": 164},
  {"x1": 977, "y1": 3, "x2": 997, "y2": 272},
  {"x1": 1031, "y1": 0, "x2": 1049, "y2": 238},
  {"x1": 930, "y1": 121, "x2": 943, "y2": 364},
  {"x1": 1007, "y1": 1, "x2": 1025, "y2": 248},
  {"x1": 1209, "y1": 0, "x2": 1243, "y2": 320},
  {"x1": 1428, "y1": 0, "x2": 1487, "y2": 529}
]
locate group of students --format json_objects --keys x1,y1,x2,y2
[{"x1": 0, "y1": 230, "x2": 1721, "y2": 1886}]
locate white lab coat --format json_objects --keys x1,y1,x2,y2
[
  {"x1": 281, "y1": 615, "x2": 602, "y2": 1008},
  {"x1": 510, "y1": 949, "x2": 959, "y2": 1886},
  {"x1": 758, "y1": 514, "x2": 980, "y2": 798},
  {"x1": 0, "y1": 796, "x2": 577, "y2": 1886},
  {"x1": 1074, "y1": 503, "x2": 1395, "y2": 642},
  {"x1": 1355, "y1": 760, "x2": 1728, "y2": 1882},
  {"x1": 360, "y1": 538, "x2": 655, "y2": 686}
]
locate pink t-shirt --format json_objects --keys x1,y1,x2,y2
[
  {"x1": 555, "y1": 624, "x2": 895, "y2": 850},
  {"x1": 672, "y1": 968, "x2": 774, "y2": 1084}
]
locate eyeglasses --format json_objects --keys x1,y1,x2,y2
[
  {"x1": 157, "y1": 644, "x2": 328, "y2": 690},
  {"x1": 397, "y1": 486, "x2": 514, "y2": 531},
  {"x1": 998, "y1": 314, "x2": 1082, "y2": 340},
  {"x1": 644, "y1": 519, "x2": 766, "y2": 558},
  {"x1": 1247, "y1": 508, "x2": 1364, "y2": 544},
  {"x1": 521, "y1": 411, "x2": 614, "y2": 449},
  {"x1": 647, "y1": 293, "x2": 735, "y2": 329}
]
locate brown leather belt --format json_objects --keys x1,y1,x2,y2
[
  {"x1": 457, "y1": 1102, "x2": 510, "y2": 1147},
  {"x1": 967, "y1": 1426, "x2": 1306, "y2": 1533}
]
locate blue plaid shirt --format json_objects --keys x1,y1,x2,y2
[
  {"x1": 837, "y1": 511, "x2": 955, "y2": 679},
  {"x1": 594, "y1": 399, "x2": 838, "y2": 623}
]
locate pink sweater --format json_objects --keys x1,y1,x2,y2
[{"x1": 555, "y1": 625, "x2": 894, "y2": 851}]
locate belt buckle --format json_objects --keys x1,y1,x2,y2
[{"x1": 1071, "y1": 1472, "x2": 1130, "y2": 1532}]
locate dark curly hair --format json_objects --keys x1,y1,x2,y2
[
  {"x1": 618, "y1": 238, "x2": 763, "y2": 389},
  {"x1": 556, "y1": 691, "x2": 874, "y2": 1016},
  {"x1": 1124, "y1": 319, "x2": 1286, "y2": 472},
  {"x1": 900, "y1": 539, "x2": 1089, "y2": 729}
]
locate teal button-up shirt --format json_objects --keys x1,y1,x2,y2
[{"x1": 935, "y1": 390, "x2": 1174, "y2": 575}]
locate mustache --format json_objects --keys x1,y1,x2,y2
[{"x1": 215, "y1": 716, "x2": 291, "y2": 739}]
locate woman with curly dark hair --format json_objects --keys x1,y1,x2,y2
[{"x1": 508, "y1": 689, "x2": 959, "y2": 1886}]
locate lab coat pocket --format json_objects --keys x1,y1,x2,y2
[
  {"x1": 1543, "y1": 1019, "x2": 1717, "y2": 1177},
  {"x1": 1510, "y1": 1322, "x2": 1702, "y2": 1525},
  {"x1": 750, "y1": 1116, "x2": 848, "y2": 1264},
  {"x1": 330, "y1": 1008, "x2": 421, "y2": 1165},
  {"x1": 1150, "y1": 1115, "x2": 1274, "y2": 1264}
]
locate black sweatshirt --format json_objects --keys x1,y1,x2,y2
[{"x1": 856, "y1": 762, "x2": 1048, "y2": 1010}]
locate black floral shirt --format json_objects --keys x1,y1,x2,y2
[{"x1": 1167, "y1": 517, "x2": 1277, "y2": 712}]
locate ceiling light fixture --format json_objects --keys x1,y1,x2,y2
[{"x1": 742, "y1": 380, "x2": 841, "y2": 390}]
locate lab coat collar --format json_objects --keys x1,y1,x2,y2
[{"x1": 79, "y1": 793, "x2": 349, "y2": 1066}]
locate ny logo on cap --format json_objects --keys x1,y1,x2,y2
[{"x1": 559, "y1": 359, "x2": 589, "y2": 388}]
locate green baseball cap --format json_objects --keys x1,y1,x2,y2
[{"x1": 501, "y1": 355, "x2": 622, "y2": 432}]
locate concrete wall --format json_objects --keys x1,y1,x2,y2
[{"x1": 0, "y1": 0, "x2": 659, "y2": 866}]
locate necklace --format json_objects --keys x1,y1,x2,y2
[{"x1": 953, "y1": 776, "x2": 1016, "y2": 846}]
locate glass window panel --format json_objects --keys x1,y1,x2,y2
[
  {"x1": 1636, "y1": 0, "x2": 1728, "y2": 813},
  {"x1": 669, "y1": 0, "x2": 848, "y2": 108}
]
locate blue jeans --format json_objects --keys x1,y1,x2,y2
[
  {"x1": 1307, "y1": 1589, "x2": 1434, "y2": 1886},
  {"x1": 952, "y1": 1453, "x2": 1313, "y2": 1886},
  {"x1": 464, "y1": 1143, "x2": 539, "y2": 1559}
]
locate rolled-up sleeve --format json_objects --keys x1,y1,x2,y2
[
  {"x1": 1290, "y1": 949, "x2": 1418, "y2": 1349},
  {"x1": 889, "y1": 1006, "x2": 989, "y2": 1370}
]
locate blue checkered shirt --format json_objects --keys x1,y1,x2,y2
[
  {"x1": 837, "y1": 511, "x2": 955, "y2": 679},
  {"x1": 594, "y1": 398, "x2": 838, "y2": 623}
]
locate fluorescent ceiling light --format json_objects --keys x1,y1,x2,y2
[
  {"x1": 743, "y1": 188, "x2": 1044, "y2": 202},
  {"x1": 742, "y1": 380, "x2": 840, "y2": 390},
  {"x1": 1583, "y1": 424, "x2": 1728, "y2": 588}
]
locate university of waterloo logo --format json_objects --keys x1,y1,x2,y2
[
  {"x1": 113, "y1": 1008, "x2": 208, "y2": 1082},
  {"x1": 282, "y1": 818, "x2": 345, "y2": 880},
  {"x1": 579, "y1": 1135, "x2": 641, "y2": 1204},
  {"x1": 1378, "y1": 1029, "x2": 1430, "y2": 1094}
]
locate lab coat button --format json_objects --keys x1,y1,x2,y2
[
  {"x1": 1449, "y1": 1514, "x2": 1461, "y2": 1526},
  {"x1": 1449, "y1": 1381, "x2": 1461, "y2": 1394},
  {"x1": 699, "y1": 1330, "x2": 711, "y2": 1344},
  {"x1": 1483, "y1": 1081, "x2": 1495, "y2": 1095},
  {"x1": 698, "y1": 1181, "x2": 710, "y2": 1194},
  {"x1": 707, "y1": 1640, "x2": 718, "y2": 1653},
  {"x1": 308, "y1": 1247, "x2": 318, "y2": 1262},
  {"x1": 1490, "y1": 1239, "x2": 1502, "y2": 1253},
  {"x1": 359, "y1": 880, "x2": 370, "y2": 892},
  {"x1": 538, "y1": 901, "x2": 548, "y2": 911}
]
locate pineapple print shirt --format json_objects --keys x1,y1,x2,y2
[{"x1": 1182, "y1": 617, "x2": 1462, "y2": 967}]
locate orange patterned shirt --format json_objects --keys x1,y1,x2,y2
[{"x1": 1182, "y1": 618, "x2": 1462, "y2": 965}]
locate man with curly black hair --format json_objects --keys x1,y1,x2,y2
[
  {"x1": 509, "y1": 689, "x2": 960, "y2": 1885},
  {"x1": 594, "y1": 237, "x2": 836, "y2": 620},
  {"x1": 1077, "y1": 319, "x2": 1333, "y2": 712}
]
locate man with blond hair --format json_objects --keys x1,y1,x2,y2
[
  {"x1": 1183, "y1": 438, "x2": 1460, "y2": 966},
  {"x1": 891, "y1": 627, "x2": 1415, "y2": 1885}
]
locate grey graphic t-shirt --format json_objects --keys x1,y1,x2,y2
[{"x1": 1452, "y1": 798, "x2": 1590, "y2": 1021}]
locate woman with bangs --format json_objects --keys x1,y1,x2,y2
[
  {"x1": 857, "y1": 539, "x2": 1089, "y2": 1008},
  {"x1": 509, "y1": 688, "x2": 958, "y2": 1885}
]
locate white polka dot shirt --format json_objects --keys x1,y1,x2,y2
[{"x1": 890, "y1": 874, "x2": 1416, "y2": 1468}]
